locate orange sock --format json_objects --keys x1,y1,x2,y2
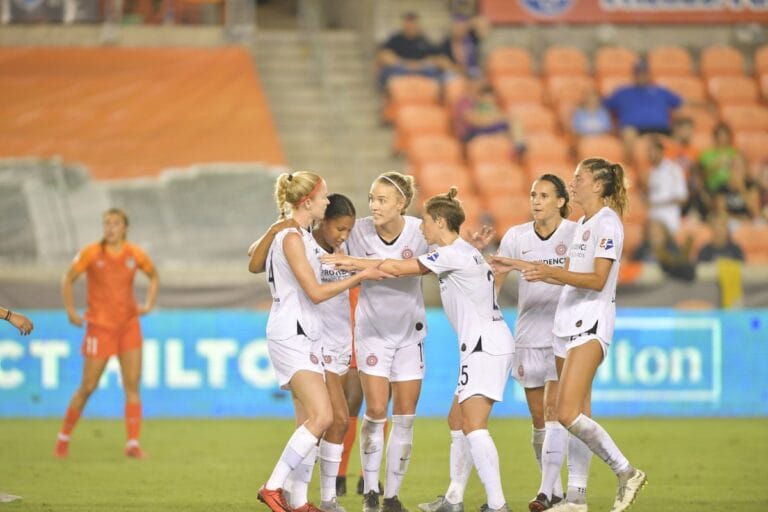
[
  {"x1": 125, "y1": 402, "x2": 142, "y2": 442},
  {"x1": 59, "y1": 406, "x2": 81, "y2": 439},
  {"x1": 339, "y1": 416, "x2": 358, "y2": 477}
]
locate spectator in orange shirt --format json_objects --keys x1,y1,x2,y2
[{"x1": 55, "y1": 208, "x2": 159, "y2": 459}]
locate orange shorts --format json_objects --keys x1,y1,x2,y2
[{"x1": 81, "y1": 319, "x2": 142, "y2": 358}]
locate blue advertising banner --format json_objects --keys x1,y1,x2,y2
[{"x1": 0, "y1": 309, "x2": 766, "y2": 418}]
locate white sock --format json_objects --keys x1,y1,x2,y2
[
  {"x1": 566, "y1": 414, "x2": 630, "y2": 475},
  {"x1": 288, "y1": 444, "x2": 317, "y2": 507},
  {"x1": 538, "y1": 421, "x2": 567, "y2": 499},
  {"x1": 445, "y1": 430, "x2": 472, "y2": 504},
  {"x1": 320, "y1": 439, "x2": 344, "y2": 502},
  {"x1": 466, "y1": 429, "x2": 505, "y2": 510},
  {"x1": 532, "y1": 427, "x2": 545, "y2": 470},
  {"x1": 360, "y1": 415, "x2": 386, "y2": 494},
  {"x1": 266, "y1": 425, "x2": 319, "y2": 490},
  {"x1": 384, "y1": 414, "x2": 415, "y2": 499},
  {"x1": 566, "y1": 433, "x2": 592, "y2": 504}
]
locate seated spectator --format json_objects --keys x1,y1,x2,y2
[
  {"x1": 633, "y1": 219, "x2": 696, "y2": 281},
  {"x1": 665, "y1": 117, "x2": 709, "y2": 219},
  {"x1": 571, "y1": 89, "x2": 612, "y2": 137},
  {"x1": 604, "y1": 59, "x2": 682, "y2": 163},
  {"x1": 697, "y1": 214, "x2": 745, "y2": 262},
  {"x1": 453, "y1": 77, "x2": 510, "y2": 142},
  {"x1": 434, "y1": 14, "x2": 487, "y2": 79},
  {"x1": 713, "y1": 154, "x2": 762, "y2": 222},
  {"x1": 699, "y1": 122, "x2": 740, "y2": 195},
  {"x1": 645, "y1": 136, "x2": 688, "y2": 233},
  {"x1": 376, "y1": 12, "x2": 442, "y2": 88}
]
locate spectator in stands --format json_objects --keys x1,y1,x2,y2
[
  {"x1": 571, "y1": 89, "x2": 612, "y2": 137},
  {"x1": 434, "y1": 13, "x2": 487, "y2": 79},
  {"x1": 377, "y1": 12, "x2": 442, "y2": 88},
  {"x1": 665, "y1": 117, "x2": 709, "y2": 219},
  {"x1": 699, "y1": 122, "x2": 740, "y2": 196},
  {"x1": 632, "y1": 219, "x2": 696, "y2": 281},
  {"x1": 453, "y1": 77, "x2": 511, "y2": 142},
  {"x1": 697, "y1": 214, "x2": 745, "y2": 263},
  {"x1": 713, "y1": 153, "x2": 762, "y2": 222},
  {"x1": 645, "y1": 136, "x2": 688, "y2": 233},
  {"x1": 604, "y1": 59, "x2": 682, "y2": 163}
]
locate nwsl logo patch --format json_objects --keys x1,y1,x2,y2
[
  {"x1": 426, "y1": 250, "x2": 439, "y2": 262},
  {"x1": 600, "y1": 238, "x2": 614, "y2": 250}
]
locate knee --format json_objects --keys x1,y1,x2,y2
[
  {"x1": 557, "y1": 409, "x2": 578, "y2": 428},
  {"x1": 365, "y1": 404, "x2": 388, "y2": 420},
  {"x1": 332, "y1": 412, "x2": 349, "y2": 434}
]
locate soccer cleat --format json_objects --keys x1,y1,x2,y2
[
  {"x1": 528, "y1": 493, "x2": 551, "y2": 511},
  {"x1": 611, "y1": 468, "x2": 647, "y2": 512},
  {"x1": 294, "y1": 503, "x2": 325, "y2": 512},
  {"x1": 322, "y1": 498, "x2": 347, "y2": 512},
  {"x1": 382, "y1": 496, "x2": 409, "y2": 512},
  {"x1": 418, "y1": 495, "x2": 464, "y2": 512},
  {"x1": 124, "y1": 444, "x2": 148, "y2": 458},
  {"x1": 54, "y1": 439, "x2": 69, "y2": 458},
  {"x1": 550, "y1": 496, "x2": 563, "y2": 507},
  {"x1": 362, "y1": 491, "x2": 380, "y2": 512},
  {"x1": 258, "y1": 485, "x2": 293, "y2": 512},
  {"x1": 549, "y1": 502, "x2": 587, "y2": 511},
  {"x1": 479, "y1": 504, "x2": 509, "y2": 512},
  {"x1": 0, "y1": 492, "x2": 21, "y2": 503},
  {"x1": 337, "y1": 476, "x2": 348, "y2": 497}
]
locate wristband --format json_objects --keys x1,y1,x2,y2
[{"x1": 4, "y1": 309, "x2": 12, "y2": 321}]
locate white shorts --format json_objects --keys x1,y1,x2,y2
[
  {"x1": 268, "y1": 335, "x2": 324, "y2": 389},
  {"x1": 553, "y1": 319, "x2": 609, "y2": 360},
  {"x1": 511, "y1": 346, "x2": 558, "y2": 388},
  {"x1": 322, "y1": 344, "x2": 352, "y2": 376},
  {"x1": 356, "y1": 336, "x2": 425, "y2": 382},
  {"x1": 456, "y1": 351, "x2": 514, "y2": 403}
]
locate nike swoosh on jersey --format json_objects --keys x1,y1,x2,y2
[{"x1": 522, "y1": 249, "x2": 532, "y2": 255}]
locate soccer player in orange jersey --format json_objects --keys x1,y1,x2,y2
[{"x1": 55, "y1": 208, "x2": 159, "y2": 459}]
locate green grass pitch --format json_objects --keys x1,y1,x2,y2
[{"x1": 0, "y1": 418, "x2": 766, "y2": 511}]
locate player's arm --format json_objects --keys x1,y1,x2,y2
[
  {"x1": 61, "y1": 265, "x2": 84, "y2": 327},
  {"x1": 248, "y1": 218, "x2": 300, "y2": 274},
  {"x1": 1, "y1": 306, "x2": 33, "y2": 336},
  {"x1": 138, "y1": 266, "x2": 159, "y2": 315},
  {"x1": 284, "y1": 233, "x2": 392, "y2": 304},
  {"x1": 322, "y1": 254, "x2": 429, "y2": 276},
  {"x1": 522, "y1": 257, "x2": 613, "y2": 291}
]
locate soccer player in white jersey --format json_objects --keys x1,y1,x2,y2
[
  {"x1": 344, "y1": 171, "x2": 429, "y2": 512},
  {"x1": 324, "y1": 187, "x2": 514, "y2": 512},
  {"x1": 492, "y1": 158, "x2": 647, "y2": 512},
  {"x1": 253, "y1": 172, "x2": 389, "y2": 512}
]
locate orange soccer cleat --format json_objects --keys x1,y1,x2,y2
[
  {"x1": 257, "y1": 486, "x2": 292, "y2": 512},
  {"x1": 54, "y1": 439, "x2": 69, "y2": 458},
  {"x1": 124, "y1": 444, "x2": 148, "y2": 458}
]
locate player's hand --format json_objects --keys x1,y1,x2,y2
[
  {"x1": 466, "y1": 225, "x2": 495, "y2": 250},
  {"x1": 272, "y1": 218, "x2": 300, "y2": 233},
  {"x1": 359, "y1": 264, "x2": 395, "y2": 281},
  {"x1": 138, "y1": 304, "x2": 153, "y2": 315},
  {"x1": 321, "y1": 253, "x2": 360, "y2": 271},
  {"x1": 9, "y1": 312, "x2": 33, "y2": 335},
  {"x1": 67, "y1": 310, "x2": 83, "y2": 327},
  {"x1": 521, "y1": 262, "x2": 552, "y2": 282}
]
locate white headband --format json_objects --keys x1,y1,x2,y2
[{"x1": 378, "y1": 175, "x2": 406, "y2": 198}]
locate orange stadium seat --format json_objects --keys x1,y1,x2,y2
[
  {"x1": 673, "y1": 105, "x2": 717, "y2": 134},
  {"x1": 485, "y1": 193, "x2": 533, "y2": 233},
  {"x1": 625, "y1": 192, "x2": 648, "y2": 225},
  {"x1": 385, "y1": 76, "x2": 440, "y2": 122},
  {"x1": 394, "y1": 105, "x2": 450, "y2": 152},
  {"x1": 655, "y1": 75, "x2": 707, "y2": 103},
  {"x1": 492, "y1": 75, "x2": 544, "y2": 107},
  {"x1": 418, "y1": 162, "x2": 474, "y2": 197},
  {"x1": 707, "y1": 76, "x2": 759, "y2": 106},
  {"x1": 546, "y1": 75, "x2": 596, "y2": 109},
  {"x1": 406, "y1": 134, "x2": 463, "y2": 169},
  {"x1": 525, "y1": 157, "x2": 576, "y2": 184},
  {"x1": 756, "y1": 44, "x2": 768, "y2": 76},
  {"x1": 690, "y1": 131, "x2": 714, "y2": 153},
  {"x1": 700, "y1": 45, "x2": 745, "y2": 79},
  {"x1": 598, "y1": 74, "x2": 632, "y2": 97},
  {"x1": 648, "y1": 46, "x2": 693, "y2": 77},
  {"x1": 526, "y1": 133, "x2": 570, "y2": 162},
  {"x1": 623, "y1": 222, "x2": 645, "y2": 260},
  {"x1": 486, "y1": 46, "x2": 534, "y2": 79},
  {"x1": 731, "y1": 223, "x2": 768, "y2": 263},
  {"x1": 734, "y1": 131, "x2": 768, "y2": 166},
  {"x1": 444, "y1": 75, "x2": 467, "y2": 108},
  {"x1": 577, "y1": 134, "x2": 624, "y2": 163},
  {"x1": 473, "y1": 162, "x2": 527, "y2": 197},
  {"x1": 543, "y1": 46, "x2": 590, "y2": 77},
  {"x1": 595, "y1": 46, "x2": 639, "y2": 78},
  {"x1": 466, "y1": 134, "x2": 513, "y2": 166},
  {"x1": 506, "y1": 103, "x2": 558, "y2": 135},
  {"x1": 720, "y1": 105, "x2": 768, "y2": 132},
  {"x1": 759, "y1": 73, "x2": 768, "y2": 101}
]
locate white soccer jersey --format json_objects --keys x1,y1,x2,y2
[
  {"x1": 347, "y1": 216, "x2": 429, "y2": 348},
  {"x1": 498, "y1": 220, "x2": 578, "y2": 348},
  {"x1": 309, "y1": 236, "x2": 353, "y2": 353},
  {"x1": 266, "y1": 227, "x2": 322, "y2": 342},
  {"x1": 554, "y1": 207, "x2": 624, "y2": 340},
  {"x1": 418, "y1": 237, "x2": 514, "y2": 361}
]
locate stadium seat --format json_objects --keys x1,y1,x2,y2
[
  {"x1": 625, "y1": 192, "x2": 648, "y2": 225},
  {"x1": 473, "y1": 162, "x2": 527, "y2": 197},
  {"x1": 673, "y1": 105, "x2": 717, "y2": 134},
  {"x1": 524, "y1": 157, "x2": 575, "y2": 185},
  {"x1": 418, "y1": 162, "x2": 474, "y2": 197},
  {"x1": 648, "y1": 46, "x2": 693, "y2": 77},
  {"x1": 690, "y1": 131, "x2": 714, "y2": 153},
  {"x1": 526, "y1": 133, "x2": 570, "y2": 163},
  {"x1": 707, "y1": 76, "x2": 759, "y2": 106},
  {"x1": 598, "y1": 74, "x2": 633, "y2": 97},
  {"x1": 759, "y1": 73, "x2": 768, "y2": 101},
  {"x1": 384, "y1": 76, "x2": 440, "y2": 122},
  {"x1": 466, "y1": 134, "x2": 513, "y2": 166},
  {"x1": 506, "y1": 103, "x2": 558, "y2": 135},
  {"x1": 492, "y1": 75, "x2": 544, "y2": 107},
  {"x1": 700, "y1": 45, "x2": 745, "y2": 79},
  {"x1": 655, "y1": 75, "x2": 707, "y2": 103},
  {"x1": 623, "y1": 221, "x2": 645, "y2": 261},
  {"x1": 594, "y1": 46, "x2": 639, "y2": 78},
  {"x1": 577, "y1": 134, "x2": 624, "y2": 163},
  {"x1": 756, "y1": 44, "x2": 768, "y2": 76},
  {"x1": 394, "y1": 105, "x2": 450, "y2": 152},
  {"x1": 546, "y1": 75, "x2": 596, "y2": 109},
  {"x1": 542, "y1": 46, "x2": 590, "y2": 77},
  {"x1": 406, "y1": 134, "x2": 463, "y2": 169},
  {"x1": 443, "y1": 75, "x2": 467, "y2": 108},
  {"x1": 732, "y1": 223, "x2": 768, "y2": 264},
  {"x1": 734, "y1": 131, "x2": 768, "y2": 166},
  {"x1": 486, "y1": 46, "x2": 534, "y2": 80},
  {"x1": 485, "y1": 193, "x2": 533, "y2": 234},
  {"x1": 720, "y1": 105, "x2": 768, "y2": 132}
]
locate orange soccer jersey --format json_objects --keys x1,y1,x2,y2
[{"x1": 73, "y1": 242, "x2": 154, "y2": 329}]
